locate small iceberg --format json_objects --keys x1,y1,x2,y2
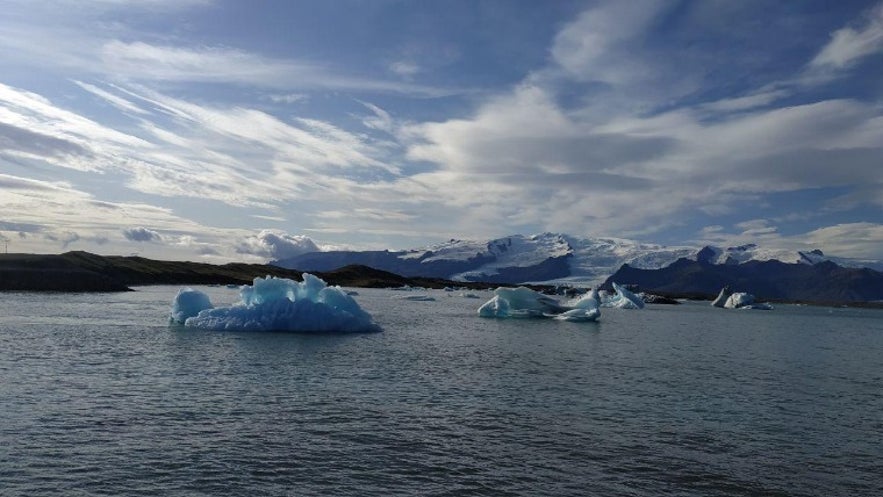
[
  {"x1": 556, "y1": 288, "x2": 601, "y2": 322},
  {"x1": 170, "y1": 274, "x2": 381, "y2": 332},
  {"x1": 712, "y1": 286, "x2": 773, "y2": 310},
  {"x1": 478, "y1": 286, "x2": 599, "y2": 322},
  {"x1": 399, "y1": 295, "x2": 436, "y2": 302},
  {"x1": 600, "y1": 282, "x2": 645, "y2": 309}
]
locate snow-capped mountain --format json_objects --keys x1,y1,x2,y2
[{"x1": 273, "y1": 232, "x2": 882, "y2": 286}]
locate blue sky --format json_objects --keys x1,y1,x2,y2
[{"x1": 1, "y1": 0, "x2": 882, "y2": 262}]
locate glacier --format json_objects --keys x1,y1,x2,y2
[
  {"x1": 170, "y1": 274, "x2": 381, "y2": 333},
  {"x1": 477, "y1": 286, "x2": 600, "y2": 322}
]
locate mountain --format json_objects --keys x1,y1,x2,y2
[
  {"x1": 275, "y1": 233, "x2": 694, "y2": 285},
  {"x1": 274, "y1": 232, "x2": 883, "y2": 287},
  {"x1": 604, "y1": 258, "x2": 883, "y2": 304}
]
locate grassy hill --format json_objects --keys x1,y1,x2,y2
[{"x1": 0, "y1": 251, "x2": 500, "y2": 292}]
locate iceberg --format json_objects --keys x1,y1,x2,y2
[
  {"x1": 478, "y1": 286, "x2": 568, "y2": 318},
  {"x1": 170, "y1": 274, "x2": 381, "y2": 333},
  {"x1": 556, "y1": 288, "x2": 601, "y2": 321},
  {"x1": 724, "y1": 292, "x2": 754, "y2": 309},
  {"x1": 478, "y1": 286, "x2": 599, "y2": 321},
  {"x1": 600, "y1": 282, "x2": 645, "y2": 309},
  {"x1": 712, "y1": 286, "x2": 773, "y2": 310},
  {"x1": 725, "y1": 292, "x2": 774, "y2": 310},
  {"x1": 170, "y1": 288, "x2": 214, "y2": 324},
  {"x1": 711, "y1": 286, "x2": 732, "y2": 308}
]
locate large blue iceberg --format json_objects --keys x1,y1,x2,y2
[
  {"x1": 170, "y1": 274, "x2": 381, "y2": 332},
  {"x1": 478, "y1": 286, "x2": 600, "y2": 322}
]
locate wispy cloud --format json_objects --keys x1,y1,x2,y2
[
  {"x1": 400, "y1": 3, "x2": 883, "y2": 242},
  {"x1": 810, "y1": 3, "x2": 883, "y2": 70},
  {"x1": 73, "y1": 80, "x2": 150, "y2": 115},
  {"x1": 1, "y1": 0, "x2": 881, "y2": 261},
  {"x1": 390, "y1": 60, "x2": 420, "y2": 78}
]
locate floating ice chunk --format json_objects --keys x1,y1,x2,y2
[
  {"x1": 711, "y1": 287, "x2": 772, "y2": 310},
  {"x1": 725, "y1": 292, "x2": 774, "y2": 310},
  {"x1": 400, "y1": 295, "x2": 436, "y2": 301},
  {"x1": 556, "y1": 289, "x2": 600, "y2": 321},
  {"x1": 600, "y1": 282, "x2": 645, "y2": 309},
  {"x1": 175, "y1": 274, "x2": 381, "y2": 333},
  {"x1": 459, "y1": 292, "x2": 482, "y2": 299},
  {"x1": 740, "y1": 302, "x2": 774, "y2": 310},
  {"x1": 170, "y1": 288, "x2": 214, "y2": 324},
  {"x1": 711, "y1": 286, "x2": 732, "y2": 308},
  {"x1": 478, "y1": 286, "x2": 600, "y2": 321},
  {"x1": 478, "y1": 286, "x2": 568, "y2": 318},
  {"x1": 724, "y1": 292, "x2": 754, "y2": 309},
  {"x1": 554, "y1": 308, "x2": 601, "y2": 322}
]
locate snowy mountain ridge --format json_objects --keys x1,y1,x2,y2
[{"x1": 275, "y1": 232, "x2": 883, "y2": 286}]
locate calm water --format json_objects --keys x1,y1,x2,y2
[{"x1": 1, "y1": 286, "x2": 881, "y2": 496}]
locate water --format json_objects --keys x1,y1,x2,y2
[{"x1": 1, "y1": 286, "x2": 881, "y2": 496}]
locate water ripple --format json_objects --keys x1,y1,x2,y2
[{"x1": 1, "y1": 288, "x2": 882, "y2": 496}]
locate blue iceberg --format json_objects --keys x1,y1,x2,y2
[
  {"x1": 170, "y1": 288, "x2": 214, "y2": 323},
  {"x1": 170, "y1": 274, "x2": 381, "y2": 333},
  {"x1": 478, "y1": 286, "x2": 600, "y2": 322}
]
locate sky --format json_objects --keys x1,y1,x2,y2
[{"x1": 1, "y1": 0, "x2": 883, "y2": 263}]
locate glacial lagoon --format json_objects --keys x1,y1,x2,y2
[{"x1": 1, "y1": 286, "x2": 881, "y2": 496}]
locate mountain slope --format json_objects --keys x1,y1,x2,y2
[
  {"x1": 604, "y1": 258, "x2": 883, "y2": 303},
  {"x1": 276, "y1": 234, "x2": 575, "y2": 284},
  {"x1": 275, "y1": 232, "x2": 883, "y2": 287},
  {"x1": 0, "y1": 252, "x2": 503, "y2": 292}
]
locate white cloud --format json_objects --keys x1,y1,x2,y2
[
  {"x1": 802, "y1": 222, "x2": 883, "y2": 259},
  {"x1": 811, "y1": 3, "x2": 883, "y2": 70},
  {"x1": 1, "y1": 81, "x2": 399, "y2": 209},
  {"x1": 390, "y1": 60, "x2": 420, "y2": 78},
  {"x1": 93, "y1": 41, "x2": 455, "y2": 96},
  {"x1": 551, "y1": 0, "x2": 666, "y2": 86},
  {"x1": 236, "y1": 230, "x2": 320, "y2": 261},
  {"x1": 0, "y1": 172, "x2": 219, "y2": 255},
  {"x1": 359, "y1": 101, "x2": 395, "y2": 134},
  {"x1": 73, "y1": 80, "x2": 150, "y2": 115},
  {"x1": 268, "y1": 93, "x2": 308, "y2": 104},
  {"x1": 100, "y1": 41, "x2": 316, "y2": 86},
  {"x1": 700, "y1": 89, "x2": 791, "y2": 113},
  {"x1": 122, "y1": 226, "x2": 163, "y2": 242}
]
